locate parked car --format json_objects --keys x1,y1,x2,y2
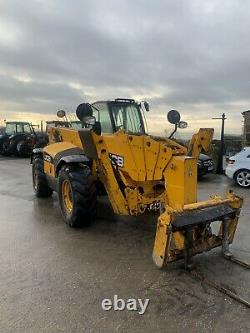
[
  {"x1": 225, "y1": 147, "x2": 250, "y2": 188},
  {"x1": 198, "y1": 153, "x2": 214, "y2": 177},
  {"x1": 0, "y1": 122, "x2": 47, "y2": 157}
]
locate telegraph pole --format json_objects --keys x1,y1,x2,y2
[{"x1": 212, "y1": 113, "x2": 226, "y2": 174}]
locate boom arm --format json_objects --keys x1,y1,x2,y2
[{"x1": 187, "y1": 128, "x2": 214, "y2": 158}]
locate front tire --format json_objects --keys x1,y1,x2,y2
[
  {"x1": 32, "y1": 157, "x2": 53, "y2": 197},
  {"x1": 17, "y1": 140, "x2": 32, "y2": 157},
  {"x1": 1, "y1": 141, "x2": 12, "y2": 156},
  {"x1": 58, "y1": 164, "x2": 97, "y2": 228},
  {"x1": 235, "y1": 169, "x2": 250, "y2": 188}
]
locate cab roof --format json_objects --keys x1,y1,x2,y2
[
  {"x1": 92, "y1": 98, "x2": 136, "y2": 104},
  {"x1": 6, "y1": 121, "x2": 31, "y2": 124}
]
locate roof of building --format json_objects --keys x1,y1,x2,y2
[{"x1": 242, "y1": 110, "x2": 250, "y2": 115}]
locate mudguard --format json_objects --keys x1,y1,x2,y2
[{"x1": 55, "y1": 154, "x2": 90, "y2": 172}]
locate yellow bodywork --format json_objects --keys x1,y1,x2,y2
[
  {"x1": 43, "y1": 126, "x2": 243, "y2": 268},
  {"x1": 44, "y1": 142, "x2": 78, "y2": 178}
]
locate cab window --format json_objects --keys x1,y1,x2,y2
[
  {"x1": 92, "y1": 102, "x2": 113, "y2": 133},
  {"x1": 23, "y1": 124, "x2": 32, "y2": 133},
  {"x1": 5, "y1": 123, "x2": 16, "y2": 134},
  {"x1": 110, "y1": 103, "x2": 144, "y2": 134},
  {"x1": 16, "y1": 124, "x2": 24, "y2": 133}
]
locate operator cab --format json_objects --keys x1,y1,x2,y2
[
  {"x1": 5, "y1": 122, "x2": 33, "y2": 135},
  {"x1": 92, "y1": 99, "x2": 146, "y2": 135},
  {"x1": 75, "y1": 99, "x2": 187, "y2": 138},
  {"x1": 76, "y1": 99, "x2": 148, "y2": 135}
]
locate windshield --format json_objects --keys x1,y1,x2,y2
[{"x1": 110, "y1": 103, "x2": 144, "y2": 134}]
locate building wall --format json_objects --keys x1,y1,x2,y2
[{"x1": 242, "y1": 111, "x2": 250, "y2": 146}]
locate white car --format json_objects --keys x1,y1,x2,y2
[{"x1": 225, "y1": 147, "x2": 250, "y2": 188}]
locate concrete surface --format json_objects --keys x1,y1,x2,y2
[{"x1": 0, "y1": 156, "x2": 249, "y2": 333}]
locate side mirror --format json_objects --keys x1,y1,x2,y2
[
  {"x1": 76, "y1": 103, "x2": 93, "y2": 121},
  {"x1": 144, "y1": 101, "x2": 150, "y2": 112},
  {"x1": 178, "y1": 121, "x2": 188, "y2": 129},
  {"x1": 167, "y1": 110, "x2": 181, "y2": 124},
  {"x1": 57, "y1": 110, "x2": 66, "y2": 118}
]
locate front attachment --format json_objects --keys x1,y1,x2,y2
[{"x1": 152, "y1": 192, "x2": 243, "y2": 268}]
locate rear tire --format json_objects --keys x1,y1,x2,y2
[
  {"x1": 234, "y1": 169, "x2": 250, "y2": 188},
  {"x1": 58, "y1": 164, "x2": 97, "y2": 228},
  {"x1": 32, "y1": 157, "x2": 53, "y2": 197}
]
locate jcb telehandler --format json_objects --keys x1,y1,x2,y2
[{"x1": 32, "y1": 98, "x2": 243, "y2": 269}]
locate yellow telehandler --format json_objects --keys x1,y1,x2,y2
[{"x1": 32, "y1": 98, "x2": 243, "y2": 270}]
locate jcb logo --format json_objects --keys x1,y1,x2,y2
[{"x1": 109, "y1": 154, "x2": 124, "y2": 168}]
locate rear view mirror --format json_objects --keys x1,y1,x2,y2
[
  {"x1": 76, "y1": 103, "x2": 93, "y2": 121},
  {"x1": 57, "y1": 110, "x2": 66, "y2": 118},
  {"x1": 167, "y1": 110, "x2": 181, "y2": 124}
]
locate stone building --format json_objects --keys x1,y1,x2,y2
[{"x1": 242, "y1": 110, "x2": 250, "y2": 146}]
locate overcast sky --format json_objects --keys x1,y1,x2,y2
[{"x1": 0, "y1": 0, "x2": 249, "y2": 136}]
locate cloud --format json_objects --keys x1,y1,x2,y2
[{"x1": 0, "y1": 0, "x2": 249, "y2": 135}]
